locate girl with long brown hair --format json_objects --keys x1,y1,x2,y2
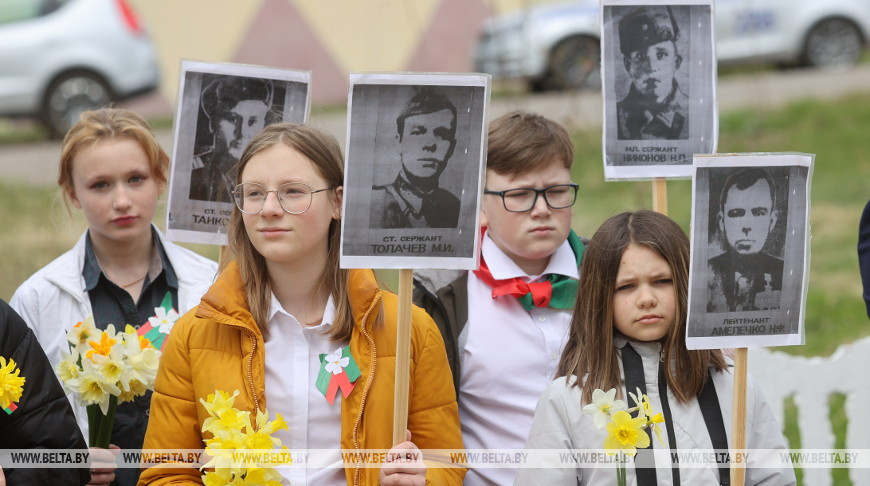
[
  {"x1": 140, "y1": 123, "x2": 463, "y2": 485},
  {"x1": 517, "y1": 210, "x2": 793, "y2": 485}
]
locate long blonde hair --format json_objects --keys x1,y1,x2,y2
[
  {"x1": 557, "y1": 210, "x2": 725, "y2": 404},
  {"x1": 226, "y1": 123, "x2": 351, "y2": 341}
]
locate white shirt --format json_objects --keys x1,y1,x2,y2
[
  {"x1": 264, "y1": 294, "x2": 347, "y2": 486},
  {"x1": 460, "y1": 233, "x2": 578, "y2": 486}
]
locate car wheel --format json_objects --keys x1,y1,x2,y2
[
  {"x1": 803, "y1": 18, "x2": 864, "y2": 70},
  {"x1": 42, "y1": 71, "x2": 113, "y2": 137},
  {"x1": 548, "y1": 35, "x2": 601, "y2": 90}
]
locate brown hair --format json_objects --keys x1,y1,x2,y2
[
  {"x1": 486, "y1": 111, "x2": 574, "y2": 175},
  {"x1": 226, "y1": 123, "x2": 351, "y2": 341},
  {"x1": 557, "y1": 210, "x2": 725, "y2": 404},
  {"x1": 58, "y1": 108, "x2": 168, "y2": 204}
]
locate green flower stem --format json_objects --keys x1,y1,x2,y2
[
  {"x1": 616, "y1": 452, "x2": 626, "y2": 486},
  {"x1": 86, "y1": 404, "x2": 97, "y2": 445},
  {"x1": 88, "y1": 396, "x2": 118, "y2": 449}
]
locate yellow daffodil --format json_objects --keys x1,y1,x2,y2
[
  {"x1": 604, "y1": 410, "x2": 650, "y2": 456},
  {"x1": 202, "y1": 469, "x2": 233, "y2": 486},
  {"x1": 649, "y1": 412, "x2": 666, "y2": 445},
  {"x1": 582, "y1": 388, "x2": 627, "y2": 429},
  {"x1": 0, "y1": 357, "x2": 25, "y2": 408},
  {"x1": 200, "y1": 389, "x2": 290, "y2": 483},
  {"x1": 239, "y1": 467, "x2": 283, "y2": 486}
]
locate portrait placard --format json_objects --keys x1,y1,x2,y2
[
  {"x1": 686, "y1": 153, "x2": 814, "y2": 349},
  {"x1": 340, "y1": 73, "x2": 490, "y2": 270},
  {"x1": 601, "y1": 0, "x2": 716, "y2": 180},
  {"x1": 166, "y1": 61, "x2": 311, "y2": 245}
]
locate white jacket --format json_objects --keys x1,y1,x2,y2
[
  {"x1": 10, "y1": 228, "x2": 218, "y2": 442},
  {"x1": 515, "y1": 337, "x2": 796, "y2": 486}
]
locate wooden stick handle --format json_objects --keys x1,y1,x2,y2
[
  {"x1": 652, "y1": 177, "x2": 668, "y2": 215},
  {"x1": 392, "y1": 269, "x2": 414, "y2": 445},
  {"x1": 730, "y1": 348, "x2": 748, "y2": 486}
]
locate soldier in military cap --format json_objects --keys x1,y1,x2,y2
[{"x1": 616, "y1": 6, "x2": 689, "y2": 141}]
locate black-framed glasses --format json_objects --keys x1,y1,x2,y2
[
  {"x1": 232, "y1": 182, "x2": 334, "y2": 215},
  {"x1": 484, "y1": 183, "x2": 579, "y2": 212}
]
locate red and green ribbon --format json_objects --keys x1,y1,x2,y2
[
  {"x1": 316, "y1": 345, "x2": 360, "y2": 405},
  {"x1": 3, "y1": 402, "x2": 17, "y2": 415},
  {"x1": 474, "y1": 230, "x2": 585, "y2": 311}
]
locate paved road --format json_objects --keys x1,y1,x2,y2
[{"x1": 2, "y1": 65, "x2": 869, "y2": 187}]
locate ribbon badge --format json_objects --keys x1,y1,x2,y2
[
  {"x1": 136, "y1": 292, "x2": 179, "y2": 351},
  {"x1": 316, "y1": 346, "x2": 360, "y2": 405}
]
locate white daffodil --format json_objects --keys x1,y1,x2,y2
[
  {"x1": 582, "y1": 387, "x2": 627, "y2": 429},
  {"x1": 149, "y1": 307, "x2": 180, "y2": 334},
  {"x1": 128, "y1": 347, "x2": 160, "y2": 387},
  {"x1": 78, "y1": 359, "x2": 121, "y2": 414},
  {"x1": 67, "y1": 316, "x2": 98, "y2": 347},
  {"x1": 56, "y1": 351, "x2": 80, "y2": 385},
  {"x1": 324, "y1": 347, "x2": 349, "y2": 375}
]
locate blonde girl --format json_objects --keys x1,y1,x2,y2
[{"x1": 11, "y1": 108, "x2": 218, "y2": 486}]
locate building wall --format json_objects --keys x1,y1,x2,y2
[{"x1": 129, "y1": 0, "x2": 562, "y2": 105}]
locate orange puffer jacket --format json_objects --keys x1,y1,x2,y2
[{"x1": 138, "y1": 263, "x2": 465, "y2": 485}]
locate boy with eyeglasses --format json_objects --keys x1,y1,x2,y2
[{"x1": 413, "y1": 111, "x2": 586, "y2": 485}]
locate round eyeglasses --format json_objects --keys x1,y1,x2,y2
[
  {"x1": 232, "y1": 182, "x2": 335, "y2": 215},
  {"x1": 484, "y1": 183, "x2": 579, "y2": 213}
]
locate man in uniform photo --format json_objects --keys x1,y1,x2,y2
[
  {"x1": 189, "y1": 76, "x2": 273, "y2": 203},
  {"x1": 616, "y1": 6, "x2": 689, "y2": 140},
  {"x1": 708, "y1": 168, "x2": 784, "y2": 312},
  {"x1": 369, "y1": 86, "x2": 461, "y2": 229}
]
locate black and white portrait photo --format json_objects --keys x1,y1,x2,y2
[
  {"x1": 189, "y1": 75, "x2": 278, "y2": 204},
  {"x1": 616, "y1": 5, "x2": 688, "y2": 141},
  {"x1": 165, "y1": 61, "x2": 310, "y2": 245},
  {"x1": 707, "y1": 168, "x2": 785, "y2": 313},
  {"x1": 687, "y1": 154, "x2": 814, "y2": 349},
  {"x1": 601, "y1": 0, "x2": 716, "y2": 180},
  {"x1": 341, "y1": 73, "x2": 490, "y2": 270},
  {"x1": 370, "y1": 86, "x2": 461, "y2": 229}
]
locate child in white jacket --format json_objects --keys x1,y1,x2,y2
[{"x1": 516, "y1": 210, "x2": 795, "y2": 485}]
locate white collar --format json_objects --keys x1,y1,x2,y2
[
  {"x1": 268, "y1": 293, "x2": 336, "y2": 332},
  {"x1": 482, "y1": 231, "x2": 579, "y2": 281}
]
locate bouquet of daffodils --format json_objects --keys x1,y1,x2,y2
[
  {"x1": 56, "y1": 316, "x2": 161, "y2": 447},
  {"x1": 583, "y1": 387, "x2": 665, "y2": 486},
  {"x1": 200, "y1": 389, "x2": 290, "y2": 486}
]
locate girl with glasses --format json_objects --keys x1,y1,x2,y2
[
  {"x1": 10, "y1": 108, "x2": 218, "y2": 486},
  {"x1": 139, "y1": 123, "x2": 464, "y2": 485}
]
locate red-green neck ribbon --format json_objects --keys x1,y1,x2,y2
[
  {"x1": 473, "y1": 230, "x2": 585, "y2": 311},
  {"x1": 3, "y1": 402, "x2": 17, "y2": 415},
  {"x1": 316, "y1": 345, "x2": 361, "y2": 405}
]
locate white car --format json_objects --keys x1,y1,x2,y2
[
  {"x1": 474, "y1": 0, "x2": 870, "y2": 90},
  {"x1": 0, "y1": 0, "x2": 159, "y2": 135}
]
